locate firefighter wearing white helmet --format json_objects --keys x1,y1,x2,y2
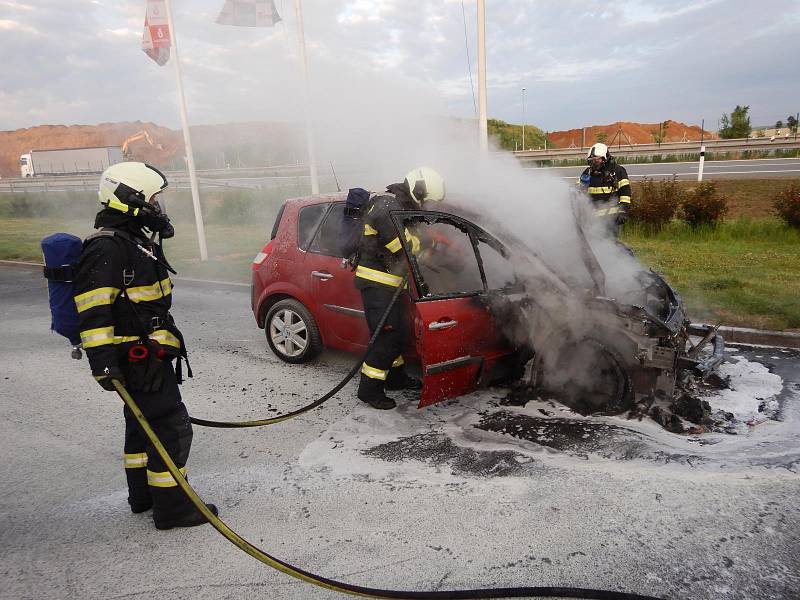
[
  {"x1": 73, "y1": 161, "x2": 219, "y2": 529},
  {"x1": 578, "y1": 143, "x2": 632, "y2": 236},
  {"x1": 352, "y1": 167, "x2": 446, "y2": 409}
]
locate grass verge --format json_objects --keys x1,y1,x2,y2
[{"x1": 622, "y1": 219, "x2": 800, "y2": 330}]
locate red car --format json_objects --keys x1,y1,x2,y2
[{"x1": 251, "y1": 193, "x2": 525, "y2": 408}]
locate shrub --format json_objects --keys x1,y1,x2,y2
[
  {"x1": 680, "y1": 182, "x2": 729, "y2": 228},
  {"x1": 628, "y1": 176, "x2": 679, "y2": 231},
  {"x1": 773, "y1": 181, "x2": 800, "y2": 228}
]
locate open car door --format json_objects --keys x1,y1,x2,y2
[{"x1": 392, "y1": 211, "x2": 522, "y2": 408}]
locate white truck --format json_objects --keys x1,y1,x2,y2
[{"x1": 19, "y1": 147, "x2": 124, "y2": 177}]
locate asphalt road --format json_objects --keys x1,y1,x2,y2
[
  {"x1": 531, "y1": 157, "x2": 800, "y2": 181},
  {"x1": 1, "y1": 264, "x2": 799, "y2": 600}
]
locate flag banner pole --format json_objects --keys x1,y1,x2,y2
[
  {"x1": 164, "y1": 0, "x2": 209, "y2": 261},
  {"x1": 293, "y1": 0, "x2": 319, "y2": 195},
  {"x1": 476, "y1": 0, "x2": 488, "y2": 156}
]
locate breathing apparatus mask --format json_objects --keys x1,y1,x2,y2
[{"x1": 98, "y1": 162, "x2": 174, "y2": 239}]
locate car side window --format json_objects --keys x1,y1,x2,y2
[
  {"x1": 308, "y1": 203, "x2": 347, "y2": 257},
  {"x1": 475, "y1": 235, "x2": 518, "y2": 291},
  {"x1": 298, "y1": 203, "x2": 329, "y2": 251},
  {"x1": 401, "y1": 217, "x2": 484, "y2": 298}
]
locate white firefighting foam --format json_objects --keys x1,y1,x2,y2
[{"x1": 704, "y1": 350, "x2": 784, "y2": 427}]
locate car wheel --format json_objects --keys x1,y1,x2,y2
[
  {"x1": 534, "y1": 338, "x2": 633, "y2": 415},
  {"x1": 264, "y1": 299, "x2": 322, "y2": 364}
]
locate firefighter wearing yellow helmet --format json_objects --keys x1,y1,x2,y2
[
  {"x1": 73, "y1": 161, "x2": 218, "y2": 529},
  {"x1": 353, "y1": 167, "x2": 446, "y2": 409},
  {"x1": 578, "y1": 143, "x2": 632, "y2": 236}
]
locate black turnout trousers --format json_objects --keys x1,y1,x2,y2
[{"x1": 122, "y1": 360, "x2": 197, "y2": 524}]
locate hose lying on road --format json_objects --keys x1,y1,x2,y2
[
  {"x1": 113, "y1": 378, "x2": 664, "y2": 600},
  {"x1": 188, "y1": 276, "x2": 408, "y2": 429}
]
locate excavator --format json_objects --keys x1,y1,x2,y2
[{"x1": 122, "y1": 130, "x2": 163, "y2": 159}]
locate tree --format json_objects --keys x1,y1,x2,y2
[
  {"x1": 787, "y1": 115, "x2": 798, "y2": 134},
  {"x1": 775, "y1": 120, "x2": 784, "y2": 129},
  {"x1": 718, "y1": 105, "x2": 751, "y2": 138},
  {"x1": 595, "y1": 130, "x2": 608, "y2": 144}
]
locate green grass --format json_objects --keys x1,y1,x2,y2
[
  {"x1": 622, "y1": 219, "x2": 800, "y2": 330},
  {"x1": 0, "y1": 216, "x2": 270, "y2": 282},
  {"x1": 3, "y1": 189, "x2": 799, "y2": 330}
]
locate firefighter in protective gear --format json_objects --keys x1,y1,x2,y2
[
  {"x1": 74, "y1": 162, "x2": 218, "y2": 529},
  {"x1": 354, "y1": 167, "x2": 446, "y2": 409},
  {"x1": 578, "y1": 143, "x2": 632, "y2": 236}
]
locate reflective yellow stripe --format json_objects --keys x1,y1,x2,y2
[
  {"x1": 150, "y1": 329, "x2": 180, "y2": 349},
  {"x1": 588, "y1": 186, "x2": 614, "y2": 194},
  {"x1": 364, "y1": 224, "x2": 378, "y2": 236},
  {"x1": 80, "y1": 326, "x2": 115, "y2": 349},
  {"x1": 361, "y1": 362, "x2": 388, "y2": 380},
  {"x1": 106, "y1": 198, "x2": 139, "y2": 217},
  {"x1": 147, "y1": 467, "x2": 186, "y2": 488},
  {"x1": 355, "y1": 265, "x2": 403, "y2": 287},
  {"x1": 74, "y1": 287, "x2": 121, "y2": 313},
  {"x1": 124, "y1": 453, "x2": 148, "y2": 469},
  {"x1": 385, "y1": 237, "x2": 402, "y2": 253},
  {"x1": 114, "y1": 335, "x2": 140, "y2": 344},
  {"x1": 392, "y1": 355, "x2": 404, "y2": 367},
  {"x1": 126, "y1": 278, "x2": 172, "y2": 303},
  {"x1": 404, "y1": 228, "x2": 421, "y2": 253},
  {"x1": 596, "y1": 206, "x2": 621, "y2": 216},
  {"x1": 619, "y1": 196, "x2": 631, "y2": 204},
  {"x1": 616, "y1": 178, "x2": 631, "y2": 188}
]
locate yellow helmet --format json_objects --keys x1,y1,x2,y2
[
  {"x1": 404, "y1": 167, "x2": 445, "y2": 206},
  {"x1": 98, "y1": 161, "x2": 168, "y2": 215}
]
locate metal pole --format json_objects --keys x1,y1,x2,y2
[
  {"x1": 294, "y1": 0, "x2": 319, "y2": 194},
  {"x1": 477, "y1": 0, "x2": 488, "y2": 155},
  {"x1": 521, "y1": 87, "x2": 526, "y2": 151},
  {"x1": 698, "y1": 118, "x2": 705, "y2": 182},
  {"x1": 795, "y1": 112, "x2": 798, "y2": 141},
  {"x1": 164, "y1": 0, "x2": 208, "y2": 261},
  {"x1": 581, "y1": 127, "x2": 585, "y2": 150}
]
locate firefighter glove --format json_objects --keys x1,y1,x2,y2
[
  {"x1": 615, "y1": 209, "x2": 629, "y2": 226},
  {"x1": 95, "y1": 365, "x2": 125, "y2": 392},
  {"x1": 127, "y1": 351, "x2": 164, "y2": 393}
]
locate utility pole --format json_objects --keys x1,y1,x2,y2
[
  {"x1": 521, "y1": 87, "x2": 526, "y2": 151},
  {"x1": 477, "y1": 0, "x2": 488, "y2": 155},
  {"x1": 294, "y1": 0, "x2": 319, "y2": 194}
]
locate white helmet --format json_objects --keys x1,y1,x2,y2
[
  {"x1": 587, "y1": 143, "x2": 609, "y2": 161},
  {"x1": 98, "y1": 161, "x2": 168, "y2": 214},
  {"x1": 404, "y1": 167, "x2": 446, "y2": 206}
]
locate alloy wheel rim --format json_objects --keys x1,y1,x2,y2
[{"x1": 269, "y1": 309, "x2": 308, "y2": 357}]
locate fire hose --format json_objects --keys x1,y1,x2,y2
[
  {"x1": 112, "y1": 377, "x2": 663, "y2": 600},
  {"x1": 187, "y1": 276, "x2": 411, "y2": 429}
]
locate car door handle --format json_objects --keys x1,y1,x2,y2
[
  {"x1": 311, "y1": 271, "x2": 334, "y2": 280},
  {"x1": 429, "y1": 319, "x2": 458, "y2": 330}
]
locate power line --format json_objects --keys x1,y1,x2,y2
[{"x1": 461, "y1": 0, "x2": 477, "y2": 117}]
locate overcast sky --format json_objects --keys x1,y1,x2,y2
[{"x1": 1, "y1": 0, "x2": 799, "y2": 132}]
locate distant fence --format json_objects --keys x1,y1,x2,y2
[{"x1": 514, "y1": 136, "x2": 800, "y2": 162}]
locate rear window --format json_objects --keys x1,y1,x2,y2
[
  {"x1": 270, "y1": 203, "x2": 286, "y2": 240},
  {"x1": 309, "y1": 203, "x2": 347, "y2": 257},
  {"x1": 298, "y1": 203, "x2": 329, "y2": 250}
]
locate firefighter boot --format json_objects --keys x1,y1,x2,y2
[
  {"x1": 385, "y1": 367, "x2": 422, "y2": 391},
  {"x1": 125, "y1": 462, "x2": 153, "y2": 513},
  {"x1": 357, "y1": 373, "x2": 397, "y2": 410},
  {"x1": 154, "y1": 503, "x2": 219, "y2": 530}
]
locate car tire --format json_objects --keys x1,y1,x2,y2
[
  {"x1": 533, "y1": 338, "x2": 633, "y2": 415},
  {"x1": 264, "y1": 299, "x2": 323, "y2": 364}
]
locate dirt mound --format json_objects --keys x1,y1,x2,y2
[
  {"x1": 0, "y1": 121, "x2": 304, "y2": 177},
  {"x1": 548, "y1": 120, "x2": 716, "y2": 149},
  {"x1": 0, "y1": 121, "x2": 181, "y2": 177}
]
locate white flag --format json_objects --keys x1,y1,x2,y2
[
  {"x1": 216, "y1": 0, "x2": 282, "y2": 27},
  {"x1": 142, "y1": 0, "x2": 171, "y2": 66}
]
